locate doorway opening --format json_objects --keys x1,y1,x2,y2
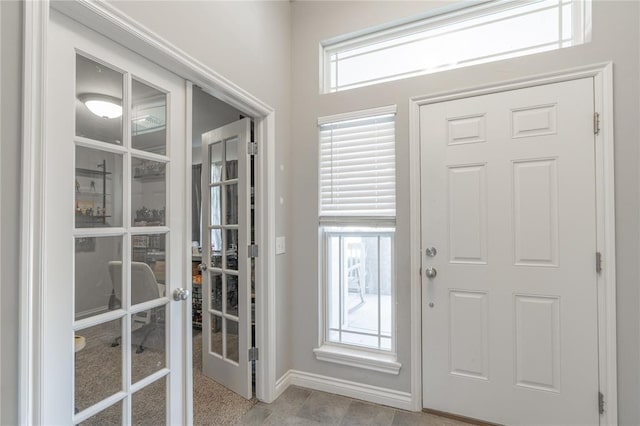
[{"x1": 190, "y1": 86, "x2": 258, "y2": 424}]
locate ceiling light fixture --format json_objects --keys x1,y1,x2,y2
[{"x1": 80, "y1": 94, "x2": 122, "y2": 119}]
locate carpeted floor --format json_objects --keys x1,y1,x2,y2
[
  {"x1": 192, "y1": 329, "x2": 257, "y2": 425},
  {"x1": 75, "y1": 319, "x2": 255, "y2": 425}
]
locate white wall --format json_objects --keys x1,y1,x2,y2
[
  {"x1": 290, "y1": 1, "x2": 640, "y2": 424},
  {"x1": 1, "y1": 2, "x2": 22, "y2": 424},
  {"x1": 106, "y1": 0, "x2": 294, "y2": 380}
]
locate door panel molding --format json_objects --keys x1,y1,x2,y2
[
  {"x1": 408, "y1": 62, "x2": 616, "y2": 424},
  {"x1": 21, "y1": 1, "x2": 278, "y2": 424}
]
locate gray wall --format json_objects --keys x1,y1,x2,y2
[
  {"x1": 191, "y1": 86, "x2": 244, "y2": 165},
  {"x1": 290, "y1": 1, "x2": 639, "y2": 424},
  {"x1": 1, "y1": 1, "x2": 23, "y2": 424}
]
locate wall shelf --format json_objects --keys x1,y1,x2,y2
[{"x1": 75, "y1": 159, "x2": 111, "y2": 227}]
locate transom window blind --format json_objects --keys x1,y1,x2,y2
[{"x1": 319, "y1": 112, "x2": 396, "y2": 220}]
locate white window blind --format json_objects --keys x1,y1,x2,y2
[{"x1": 319, "y1": 111, "x2": 396, "y2": 220}]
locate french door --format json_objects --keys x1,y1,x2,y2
[
  {"x1": 200, "y1": 118, "x2": 253, "y2": 399},
  {"x1": 421, "y1": 78, "x2": 600, "y2": 425},
  {"x1": 42, "y1": 10, "x2": 188, "y2": 424}
]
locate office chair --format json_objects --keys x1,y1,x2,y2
[{"x1": 108, "y1": 261, "x2": 165, "y2": 353}]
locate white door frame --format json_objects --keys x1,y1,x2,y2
[
  {"x1": 408, "y1": 63, "x2": 617, "y2": 425},
  {"x1": 20, "y1": 1, "x2": 278, "y2": 424}
]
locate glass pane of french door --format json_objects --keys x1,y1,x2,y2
[
  {"x1": 207, "y1": 139, "x2": 240, "y2": 363},
  {"x1": 72, "y1": 51, "x2": 173, "y2": 425},
  {"x1": 200, "y1": 117, "x2": 250, "y2": 399},
  {"x1": 46, "y1": 11, "x2": 186, "y2": 425}
]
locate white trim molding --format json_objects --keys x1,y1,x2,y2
[
  {"x1": 276, "y1": 370, "x2": 413, "y2": 411},
  {"x1": 313, "y1": 345, "x2": 401, "y2": 375},
  {"x1": 408, "y1": 62, "x2": 617, "y2": 424},
  {"x1": 20, "y1": 1, "x2": 49, "y2": 424},
  {"x1": 21, "y1": 0, "x2": 279, "y2": 423},
  {"x1": 317, "y1": 104, "x2": 397, "y2": 126},
  {"x1": 184, "y1": 80, "x2": 194, "y2": 426}
]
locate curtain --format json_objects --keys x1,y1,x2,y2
[{"x1": 192, "y1": 164, "x2": 202, "y2": 244}]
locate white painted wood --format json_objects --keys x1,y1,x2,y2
[
  {"x1": 593, "y1": 65, "x2": 618, "y2": 426},
  {"x1": 201, "y1": 118, "x2": 252, "y2": 399},
  {"x1": 277, "y1": 370, "x2": 413, "y2": 411},
  {"x1": 420, "y1": 78, "x2": 599, "y2": 425},
  {"x1": 254, "y1": 111, "x2": 278, "y2": 403},
  {"x1": 20, "y1": 2, "x2": 49, "y2": 424},
  {"x1": 409, "y1": 62, "x2": 617, "y2": 423},
  {"x1": 41, "y1": 10, "x2": 186, "y2": 424},
  {"x1": 184, "y1": 80, "x2": 194, "y2": 426},
  {"x1": 312, "y1": 345, "x2": 401, "y2": 375}
]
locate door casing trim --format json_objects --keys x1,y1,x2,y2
[
  {"x1": 20, "y1": 1, "x2": 278, "y2": 424},
  {"x1": 408, "y1": 62, "x2": 617, "y2": 425}
]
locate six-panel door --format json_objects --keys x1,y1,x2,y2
[{"x1": 421, "y1": 78, "x2": 600, "y2": 425}]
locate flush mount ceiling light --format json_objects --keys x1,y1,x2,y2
[{"x1": 80, "y1": 94, "x2": 122, "y2": 119}]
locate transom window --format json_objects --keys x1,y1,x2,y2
[
  {"x1": 321, "y1": 0, "x2": 591, "y2": 93},
  {"x1": 318, "y1": 106, "x2": 396, "y2": 353}
]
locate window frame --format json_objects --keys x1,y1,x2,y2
[
  {"x1": 321, "y1": 0, "x2": 592, "y2": 93},
  {"x1": 316, "y1": 107, "x2": 400, "y2": 373}
]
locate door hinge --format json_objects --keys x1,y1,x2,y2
[
  {"x1": 248, "y1": 244, "x2": 259, "y2": 258},
  {"x1": 248, "y1": 142, "x2": 258, "y2": 156},
  {"x1": 598, "y1": 391, "x2": 605, "y2": 415},
  {"x1": 249, "y1": 347, "x2": 259, "y2": 361},
  {"x1": 596, "y1": 251, "x2": 603, "y2": 274},
  {"x1": 594, "y1": 112, "x2": 601, "y2": 135}
]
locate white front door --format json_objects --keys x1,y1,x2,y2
[
  {"x1": 42, "y1": 11, "x2": 187, "y2": 424},
  {"x1": 421, "y1": 78, "x2": 599, "y2": 425},
  {"x1": 200, "y1": 118, "x2": 253, "y2": 399}
]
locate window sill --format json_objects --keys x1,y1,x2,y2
[{"x1": 313, "y1": 345, "x2": 401, "y2": 375}]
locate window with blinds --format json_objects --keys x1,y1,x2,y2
[
  {"x1": 317, "y1": 107, "x2": 397, "y2": 354},
  {"x1": 319, "y1": 109, "x2": 396, "y2": 221}
]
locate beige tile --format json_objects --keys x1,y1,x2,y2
[
  {"x1": 392, "y1": 410, "x2": 438, "y2": 426},
  {"x1": 340, "y1": 400, "x2": 395, "y2": 426},
  {"x1": 259, "y1": 386, "x2": 312, "y2": 415},
  {"x1": 262, "y1": 411, "x2": 323, "y2": 425},
  {"x1": 296, "y1": 391, "x2": 351, "y2": 424},
  {"x1": 236, "y1": 406, "x2": 272, "y2": 425}
]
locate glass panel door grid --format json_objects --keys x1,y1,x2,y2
[
  {"x1": 208, "y1": 137, "x2": 241, "y2": 364},
  {"x1": 73, "y1": 53, "x2": 170, "y2": 425}
]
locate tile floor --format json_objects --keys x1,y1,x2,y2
[{"x1": 236, "y1": 386, "x2": 474, "y2": 426}]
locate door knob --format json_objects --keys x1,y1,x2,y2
[
  {"x1": 198, "y1": 263, "x2": 207, "y2": 272},
  {"x1": 173, "y1": 288, "x2": 191, "y2": 301},
  {"x1": 425, "y1": 267, "x2": 437, "y2": 279}
]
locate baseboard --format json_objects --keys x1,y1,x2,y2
[
  {"x1": 275, "y1": 369, "x2": 414, "y2": 411},
  {"x1": 274, "y1": 370, "x2": 294, "y2": 400}
]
